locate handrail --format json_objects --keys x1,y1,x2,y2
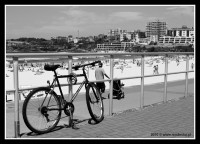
[
  {"x1": 6, "y1": 52, "x2": 194, "y2": 58},
  {"x1": 6, "y1": 52, "x2": 194, "y2": 138}
]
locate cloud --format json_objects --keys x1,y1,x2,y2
[
  {"x1": 7, "y1": 8, "x2": 146, "y2": 38},
  {"x1": 34, "y1": 9, "x2": 146, "y2": 37},
  {"x1": 60, "y1": 9, "x2": 98, "y2": 25},
  {"x1": 147, "y1": 17, "x2": 165, "y2": 21},
  {"x1": 55, "y1": 9, "x2": 144, "y2": 26},
  {"x1": 165, "y1": 6, "x2": 194, "y2": 17},
  {"x1": 109, "y1": 12, "x2": 144, "y2": 21}
]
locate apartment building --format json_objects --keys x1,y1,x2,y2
[
  {"x1": 119, "y1": 32, "x2": 135, "y2": 41},
  {"x1": 96, "y1": 42, "x2": 135, "y2": 51},
  {"x1": 159, "y1": 25, "x2": 194, "y2": 44},
  {"x1": 146, "y1": 20, "x2": 167, "y2": 42},
  {"x1": 108, "y1": 28, "x2": 127, "y2": 36},
  {"x1": 167, "y1": 25, "x2": 194, "y2": 37},
  {"x1": 159, "y1": 36, "x2": 194, "y2": 44}
]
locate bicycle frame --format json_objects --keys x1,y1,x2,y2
[{"x1": 49, "y1": 66, "x2": 89, "y2": 104}]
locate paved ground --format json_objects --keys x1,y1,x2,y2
[{"x1": 5, "y1": 79, "x2": 195, "y2": 139}]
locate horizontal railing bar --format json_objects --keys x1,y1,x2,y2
[
  {"x1": 6, "y1": 52, "x2": 194, "y2": 58},
  {"x1": 6, "y1": 70, "x2": 194, "y2": 93},
  {"x1": 6, "y1": 57, "x2": 109, "y2": 64}
]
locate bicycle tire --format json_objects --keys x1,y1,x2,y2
[
  {"x1": 86, "y1": 83, "x2": 104, "y2": 123},
  {"x1": 22, "y1": 87, "x2": 61, "y2": 134}
]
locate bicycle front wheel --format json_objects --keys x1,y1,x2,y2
[
  {"x1": 22, "y1": 87, "x2": 61, "y2": 134},
  {"x1": 86, "y1": 83, "x2": 104, "y2": 123}
]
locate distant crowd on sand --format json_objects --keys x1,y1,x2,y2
[
  {"x1": 6, "y1": 55, "x2": 194, "y2": 77},
  {"x1": 6, "y1": 62, "x2": 45, "y2": 77}
]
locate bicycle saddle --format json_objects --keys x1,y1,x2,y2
[{"x1": 44, "y1": 64, "x2": 61, "y2": 71}]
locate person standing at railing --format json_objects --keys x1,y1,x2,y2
[{"x1": 95, "y1": 61, "x2": 110, "y2": 98}]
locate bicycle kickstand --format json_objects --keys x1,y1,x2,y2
[{"x1": 69, "y1": 107, "x2": 79, "y2": 130}]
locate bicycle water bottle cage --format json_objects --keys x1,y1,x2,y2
[
  {"x1": 44, "y1": 64, "x2": 60, "y2": 71},
  {"x1": 67, "y1": 72, "x2": 77, "y2": 85}
]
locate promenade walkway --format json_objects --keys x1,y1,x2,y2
[{"x1": 5, "y1": 79, "x2": 194, "y2": 139}]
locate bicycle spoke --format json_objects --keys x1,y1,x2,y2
[{"x1": 23, "y1": 87, "x2": 61, "y2": 134}]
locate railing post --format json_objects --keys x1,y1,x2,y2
[
  {"x1": 68, "y1": 56, "x2": 73, "y2": 125},
  {"x1": 185, "y1": 54, "x2": 189, "y2": 97},
  {"x1": 164, "y1": 54, "x2": 168, "y2": 102},
  {"x1": 13, "y1": 57, "x2": 20, "y2": 138},
  {"x1": 68, "y1": 56, "x2": 73, "y2": 100},
  {"x1": 140, "y1": 55, "x2": 144, "y2": 109},
  {"x1": 109, "y1": 55, "x2": 114, "y2": 116}
]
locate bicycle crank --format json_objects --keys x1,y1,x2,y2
[{"x1": 64, "y1": 102, "x2": 75, "y2": 116}]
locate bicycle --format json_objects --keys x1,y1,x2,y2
[{"x1": 22, "y1": 60, "x2": 104, "y2": 134}]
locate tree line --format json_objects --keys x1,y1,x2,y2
[{"x1": 6, "y1": 37, "x2": 194, "y2": 53}]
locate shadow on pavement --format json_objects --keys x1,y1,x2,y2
[{"x1": 20, "y1": 117, "x2": 101, "y2": 137}]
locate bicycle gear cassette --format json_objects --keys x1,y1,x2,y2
[
  {"x1": 64, "y1": 102, "x2": 75, "y2": 116},
  {"x1": 67, "y1": 72, "x2": 77, "y2": 85}
]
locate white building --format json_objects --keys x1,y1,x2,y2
[
  {"x1": 159, "y1": 36, "x2": 194, "y2": 44},
  {"x1": 73, "y1": 38, "x2": 79, "y2": 43},
  {"x1": 167, "y1": 25, "x2": 194, "y2": 37},
  {"x1": 96, "y1": 42, "x2": 135, "y2": 51}
]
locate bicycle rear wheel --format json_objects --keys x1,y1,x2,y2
[
  {"x1": 22, "y1": 87, "x2": 61, "y2": 134},
  {"x1": 86, "y1": 83, "x2": 104, "y2": 123}
]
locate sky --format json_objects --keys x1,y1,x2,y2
[{"x1": 5, "y1": 5, "x2": 195, "y2": 40}]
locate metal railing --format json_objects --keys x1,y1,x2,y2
[{"x1": 6, "y1": 52, "x2": 194, "y2": 138}]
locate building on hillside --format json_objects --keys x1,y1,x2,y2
[
  {"x1": 73, "y1": 38, "x2": 79, "y2": 43},
  {"x1": 96, "y1": 42, "x2": 135, "y2": 51},
  {"x1": 108, "y1": 28, "x2": 127, "y2": 42},
  {"x1": 146, "y1": 20, "x2": 167, "y2": 42},
  {"x1": 149, "y1": 35, "x2": 159, "y2": 43},
  {"x1": 159, "y1": 36, "x2": 194, "y2": 44},
  {"x1": 68, "y1": 35, "x2": 73, "y2": 43},
  {"x1": 6, "y1": 40, "x2": 29, "y2": 46},
  {"x1": 120, "y1": 31, "x2": 135, "y2": 42},
  {"x1": 159, "y1": 25, "x2": 194, "y2": 45},
  {"x1": 56, "y1": 36, "x2": 67, "y2": 41},
  {"x1": 134, "y1": 31, "x2": 147, "y2": 43},
  {"x1": 108, "y1": 28, "x2": 127, "y2": 36},
  {"x1": 167, "y1": 25, "x2": 194, "y2": 37}
]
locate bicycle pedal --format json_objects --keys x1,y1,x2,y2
[{"x1": 72, "y1": 123, "x2": 79, "y2": 130}]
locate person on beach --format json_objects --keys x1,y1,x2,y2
[
  {"x1": 176, "y1": 58, "x2": 179, "y2": 66},
  {"x1": 153, "y1": 65, "x2": 156, "y2": 75},
  {"x1": 156, "y1": 65, "x2": 159, "y2": 74},
  {"x1": 95, "y1": 61, "x2": 110, "y2": 96},
  {"x1": 153, "y1": 65, "x2": 159, "y2": 75},
  {"x1": 120, "y1": 65, "x2": 124, "y2": 73},
  {"x1": 191, "y1": 63, "x2": 194, "y2": 70}
]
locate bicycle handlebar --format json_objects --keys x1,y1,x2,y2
[{"x1": 67, "y1": 60, "x2": 101, "y2": 70}]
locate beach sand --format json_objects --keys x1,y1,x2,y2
[{"x1": 5, "y1": 56, "x2": 194, "y2": 101}]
